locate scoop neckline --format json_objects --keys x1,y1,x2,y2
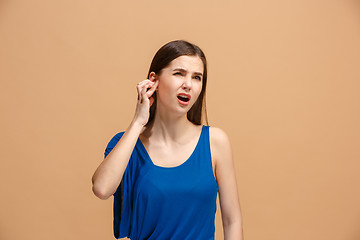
[{"x1": 137, "y1": 125, "x2": 205, "y2": 169}]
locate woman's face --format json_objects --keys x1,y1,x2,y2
[{"x1": 153, "y1": 55, "x2": 204, "y2": 115}]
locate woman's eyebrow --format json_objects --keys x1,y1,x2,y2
[
  {"x1": 172, "y1": 68, "x2": 203, "y2": 76},
  {"x1": 173, "y1": 68, "x2": 187, "y2": 72}
]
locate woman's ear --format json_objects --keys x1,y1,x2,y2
[
  {"x1": 149, "y1": 72, "x2": 156, "y2": 82},
  {"x1": 149, "y1": 72, "x2": 159, "y2": 90}
]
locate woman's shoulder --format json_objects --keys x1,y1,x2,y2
[
  {"x1": 208, "y1": 126, "x2": 231, "y2": 146},
  {"x1": 208, "y1": 126, "x2": 233, "y2": 169},
  {"x1": 208, "y1": 125, "x2": 232, "y2": 157}
]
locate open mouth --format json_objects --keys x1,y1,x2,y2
[{"x1": 177, "y1": 95, "x2": 190, "y2": 102}]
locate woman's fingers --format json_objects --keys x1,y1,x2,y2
[
  {"x1": 140, "y1": 83, "x2": 153, "y2": 103},
  {"x1": 140, "y1": 85, "x2": 147, "y2": 103},
  {"x1": 149, "y1": 96, "x2": 155, "y2": 107},
  {"x1": 137, "y1": 79, "x2": 157, "y2": 104},
  {"x1": 146, "y1": 80, "x2": 158, "y2": 98},
  {"x1": 137, "y1": 80, "x2": 151, "y2": 102},
  {"x1": 133, "y1": 78, "x2": 157, "y2": 126},
  {"x1": 147, "y1": 80, "x2": 158, "y2": 107}
]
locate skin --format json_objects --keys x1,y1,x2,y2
[
  {"x1": 210, "y1": 127, "x2": 243, "y2": 239},
  {"x1": 135, "y1": 55, "x2": 244, "y2": 239}
]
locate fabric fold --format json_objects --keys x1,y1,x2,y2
[{"x1": 104, "y1": 131, "x2": 133, "y2": 239}]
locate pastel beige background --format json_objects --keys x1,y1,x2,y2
[{"x1": 1, "y1": 0, "x2": 359, "y2": 239}]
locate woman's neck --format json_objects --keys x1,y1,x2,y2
[{"x1": 142, "y1": 110, "x2": 196, "y2": 145}]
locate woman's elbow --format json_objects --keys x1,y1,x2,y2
[{"x1": 92, "y1": 181, "x2": 111, "y2": 200}]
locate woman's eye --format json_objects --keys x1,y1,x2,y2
[
  {"x1": 174, "y1": 72, "x2": 182, "y2": 75},
  {"x1": 194, "y1": 76, "x2": 202, "y2": 80}
]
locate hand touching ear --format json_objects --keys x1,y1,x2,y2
[
  {"x1": 133, "y1": 73, "x2": 159, "y2": 127},
  {"x1": 147, "y1": 72, "x2": 159, "y2": 107}
]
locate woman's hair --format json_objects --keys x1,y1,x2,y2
[{"x1": 146, "y1": 40, "x2": 208, "y2": 126}]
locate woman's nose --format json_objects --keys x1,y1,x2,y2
[{"x1": 182, "y1": 76, "x2": 192, "y2": 89}]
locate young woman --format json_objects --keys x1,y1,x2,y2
[{"x1": 92, "y1": 40, "x2": 243, "y2": 239}]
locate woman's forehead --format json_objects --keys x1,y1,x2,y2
[{"x1": 168, "y1": 55, "x2": 204, "y2": 73}]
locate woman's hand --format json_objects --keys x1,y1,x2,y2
[{"x1": 132, "y1": 75, "x2": 158, "y2": 127}]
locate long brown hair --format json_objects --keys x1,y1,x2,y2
[{"x1": 145, "y1": 40, "x2": 208, "y2": 127}]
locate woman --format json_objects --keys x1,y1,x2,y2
[{"x1": 92, "y1": 40, "x2": 243, "y2": 239}]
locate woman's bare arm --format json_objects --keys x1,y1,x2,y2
[
  {"x1": 92, "y1": 121, "x2": 143, "y2": 200},
  {"x1": 210, "y1": 127, "x2": 244, "y2": 240},
  {"x1": 92, "y1": 77, "x2": 158, "y2": 200}
]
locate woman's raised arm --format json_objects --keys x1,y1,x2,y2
[
  {"x1": 92, "y1": 121, "x2": 143, "y2": 200},
  {"x1": 91, "y1": 78, "x2": 158, "y2": 200}
]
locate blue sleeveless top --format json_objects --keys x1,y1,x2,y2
[{"x1": 104, "y1": 125, "x2": 219, "y2": 240}]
